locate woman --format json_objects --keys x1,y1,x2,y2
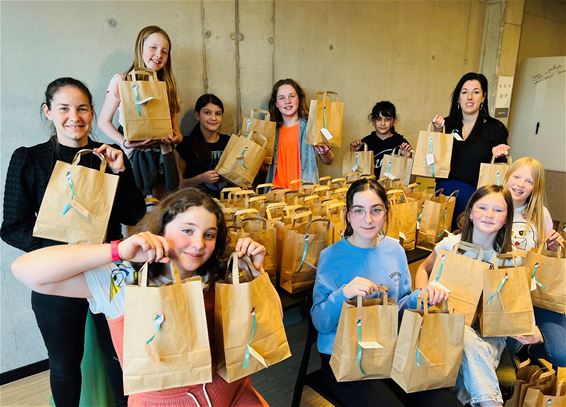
[{"x1": 431, "y1": 72, "x2": 510, "y2": 229}]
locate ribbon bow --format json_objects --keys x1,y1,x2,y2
[
  {"x1": 356, "y1": 319, "x2": 366, "y2": 375},
  {"x1": 146, "y1": 313, "x2": 165, "y2": 345},
  {"x1": 428, "y1": 137, "x2": 435, "y2": 178},
  {"x1": 62, "y1": 171, "x2": 76, "y2": 215},
  {"x1": 530, "y1": 262, "x2": 544, "y2": 289},
  {"x1": 434, "y1": 254, "x2": 446, "y2": 283},
  {"x1": 237, "y1": 146, "x2": 249, "y2": 170},
  {"x1": 131, "y1": 83, "x2": 142, "y2": 116},
  {"x1": 487, "y1": 273, "x2": 509, "y2": 304}
]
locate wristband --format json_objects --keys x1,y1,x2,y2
[{"x1": 111, "y1": 240, "x2": 122, "y2": 263}]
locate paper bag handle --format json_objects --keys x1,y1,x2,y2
[
  {"x1": 494, "y1": 251, "x2": 526, "y2": 270},
  {"x1": 386, "y1": 189, "x2": 409, "y2": 204},
  {"x1": 454, "y1": 241, "x2": 484, "y2": 261},
  {"x1": 318, "y1": 175, "x2": 332, "y2": 185},
  {"x1": 233, "y1": 208, "x2": 260, "y2": 224},
  {"x1": 126, "y1": 69, "x2": 158, "y2": 82},
  {"x1": 138, "y1": 261, "x2": 181, "y2": 288},
  {"x1": 314, "y1": 91, "x2": 340, "y2": 102},
  {"x1": 350, "y1": 142, "x2": 369, "y2": 152},
  {"x1": 72, "y1": 149, "x2": 106, "y2": 172},
  {"x1": 490, "y1": 154, "x2": 513, "y2": 165},
  {"x1": 305, "y1": 218, "x2": 331, "y2": 235},
  {"x1": 220, "y1": 187, "x2": 242, "y2": 202},
  {"x1": 325, "y1": 201, "x2": 345, "y2": 217},
  {"x1": 426, "y1": 122, "x2": 445, "y2": 133},
  {"x1": 417, "y1": 292, "x2": 429, "y2": 314},
  {"x1": 240, "y1": 216, "x2": 268, "y2": 231},
  {"x1": 265, "y1": 202, "x2": 286, "y2": 220},
  {"x1": 227, "y1": 252, "x2": 260, "y2": 284},
  {"x1": 249, "y1": 108, "x2": 271, "y2": 121},
  {"x1": 536, "y1": 242, "x2": 564, "y2": 258}
]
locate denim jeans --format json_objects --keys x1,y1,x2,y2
[{"x1": 454, "y1": 326, "x2": 506, "y2": 406}]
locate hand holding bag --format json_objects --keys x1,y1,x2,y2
[
  {"x1": 215, "y1": 253, "x2": 291, "y2": 383},
  {"x1": 118, "y1": 70, "x2": 172, "y2": 141},
  {"x1": 33, "y1": 149, "x2": 119, "y2": 244},
  {"x1": 477, "y1": 154, "x2": 513, "y2": 188},
  {"x1": 241, "y1": 109, "x2": 276, "y2": 165},
  {"x1": 342, "y1": 143, "x2": 374, "y2": 177},
  {"x1": 380, "y1": 147, "x2": 414, "y2": 185},
  {"x1": 306, "y1": 91, "x2": 343, "y2": 147},
  {"x1": 330, "y1": 288, "x2": 399, "y2": 381},
  {"x1": 123, "y1": 262, "x2": 212, "y2": 394},
  {"x1": 411, "y1": 124, "x2": 454, "y2": 178}
]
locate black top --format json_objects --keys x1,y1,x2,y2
[
  {"x1": 1, "y1": 137, "x2": 146, "y2": 252},
  {"x1": 176, "y1": 132, "x2": 230, "y2": 196},
  {"x1": 444, "y1": 115, "x2": 508, "y2": 186},
  {"x1": 361, "y1": 131, "x2": 411, "y2": 171}
]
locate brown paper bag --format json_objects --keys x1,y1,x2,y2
[
  {"x1": 480, "y1": 252, "x2": 536, "y2": 337},
  {"x1": 325, "y1": 202, "x2": 346, "y2": 244},
  {"x1": 215, "y1": 132, "x2": 267, "y2": 189},
  {"x1": 411, "y1": 124, "x2": 454, "y2": 179},
  {"x1": 386, "y1": 190, "x2": 419, "y2": 251},
  {"x1": 215, "y1": 253, "x2": 291, "y2": 383},
  {"x1": 391, "y1": 293, "x2": 465, "y2": 393},
  {"x1": 342, "y1": 143, "x2": 375, "y2": 177},
  {"x1": 428, "y1": 243, "x2": 490, "y2": 326},
  {"x1": 305, "y1": 91, "x2": 343, "y2": 147},
  {"x1": 523, "y1": 378, "x2": 566, "y2": 407},
  {"x1": 123, "y1": 263, "x2": 211, "y2": 394},
  {"x1": 118, "y1": 70, "x2": 172, "y2": 141},
  {"x1": 330, "y1": 289, "x2": 399, "y2": 382},
  {"x1": 380, "y1": 148, "x2": 414, "y2": 186},
  {"x1": 477, "y1": 154, "x2": 512, "y2": 188},
  {"x1": 33, "y1": 149, "x2": 119, "y2": 244},
  {"x1": 416, "y1": 190, "x2": 458, "y2": 250},
  {"x1": 280, "y1": 218, "x2": 331, "y2": 293},
  {"x1": 241, "y1": 109, "x2": 276, "y2": 165},
  {"x1": 239, "y1": 217, "x2": 278, "y2": 285},
  {"x1": 525, "y1": 245, "x2": 566, "y2": 314}
]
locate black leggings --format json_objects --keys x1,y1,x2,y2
[
  {"x1": 319, "y1": 354, "x2": 462, "y2": 407},
  {"x1": 32, "y1": 291, "x2": 127, "y2": 407}
]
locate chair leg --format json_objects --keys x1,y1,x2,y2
[{"x1": 290, "y1": 382, "x2": 304, "y2": 407}]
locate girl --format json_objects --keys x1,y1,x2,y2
[
  {"x1": 431, "y1": 72, "x2": 510, "y2": 230},
  {"x1": 415, "y1": 185, "x2": 542, "y2": 406},
  {"x1": 266, "y1": 78, "x2": 334, "y2": 188},
  {"x1": 311, "y1": 179, "x2": 461, "y2": 407},
  {"x1": 350, "y1": 100, "x2": 412, "y2": 172},
  {"x1": 176, "y1": 94, "x2": 230, "y2": 197},
  {"x1": 11, "y1": 188, "x2": 271, "y2": 406},
  {"x1": 505, "y1": 157, "x2": 565, "y2": 367},
  {"x1": 98, "y1": 25, "x2": 181, "y2": 199},
  {"x1": 1, "y1": 77, "x2": 145, "y2": 406}
]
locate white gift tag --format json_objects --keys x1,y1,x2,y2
[
  {"x1": 247, "y1": 345, "x2": 268, "y2": 368},
  {"x1": 136, "y1": 96, "x2": 155, "y2": 105},
  {"x1": 358, "y1": 341, "x2": 383, "y2": 349},
  {"x1": 320, "y1": 127, "x2": 333, "y2": 140},
  {"x1": 352, "y1": 164, "x2": 359, "y2": 172},
  {"x1": 426, "y1": 153, "x2": 435, "y2": 166},
  {"x1": 399, "y1": 232, "x2": 407, "y2": 241},
  {"x1": 452, "y1": 133, "x2": 464, "y2": 141},
  {"x1": 383, "y1": 172, "x2": 396, "y2": 180},
  {"x1": 530, "y1": 277, "x2": 537, "y2": 292}
]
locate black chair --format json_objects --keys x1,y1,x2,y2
[{"x1": 291, "y1": 297, "x2": 343, "y2": 407}]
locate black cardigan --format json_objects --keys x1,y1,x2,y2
[{"x1": 1, "y1": 137, "x2": 146, "y2": 252}]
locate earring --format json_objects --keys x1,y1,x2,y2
[
  {"x1": 480, "y1": 102, "x2": 484, "y2": 110},
  {"x1": 457, "y1": 103, "x2": 461, "y2": 110}
]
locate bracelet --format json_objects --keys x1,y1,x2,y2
[
  {"x1": 122, "y1": 139, "x2": 130, "y2": 149},
  {"x1": 111, "y1": 240, "x2": 122, "y2": 263}
]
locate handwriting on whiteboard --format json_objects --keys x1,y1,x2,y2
[{"x1": 531, "y1": 64, "x2": 565, "y2": 85}]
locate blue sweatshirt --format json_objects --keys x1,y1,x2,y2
[{"x1": 311, "y1": 237, "x2": 421, "y2": 355}]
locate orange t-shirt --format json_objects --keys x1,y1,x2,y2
[{"x1": 273, "y1": 123, "x2": 301, "y2": 188}]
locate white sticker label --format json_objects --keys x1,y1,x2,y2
[
  {"x1": 358, "y1": 341, "x2": 383, "y2": 349},
  {"x1": 136, "y1": 96, "x2": 155, "y2": 105},
  {"x1": 426, "y1": 153, "x2": 435, "y2": 166},
  {"x1": 247, "y1": 345, "x2": 268, "y2": 368},
  {"x1": 530, "y1": 277, "x2": 537, "y2": 292},
  {"x1": 383, "y1": 172, "x2": 396, "y2": 180},
  {"x1": 452, "y1": 133, "x2": 464, "y2": 141},
  {"x1": 320, "y1": 127, "x2": 333, "y2": 140},
  {"x1": 352, "y1": 164, "x2": 359, "y2": 172}
]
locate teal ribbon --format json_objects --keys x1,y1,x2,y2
[
  {"x1": 428, "y1": 137, "x2": 435, "y2": 177},
  {"x1": 356, "y1": 319, "x2": 366, "y2": 375},
  {"x1": 322, "y1": 106, "x2": 327, "y2": 128},
  {"x1": 146, "y1": 313, "x2": 164, "y2": 345},
  {"x1": 434, "y1": 254, "x2": 446, "y2": 282},
  {"x1": 436, "y1": 208, "x2": 448, "y2": 238},
  {"x1": 487, "y1": 273, "x2": 509, "y2": 304},
  {"x1": 243, "y1": 307, "x2": 257, "y2": 369},
  {"x1": 385, "y1": 160, "x2": 392, "y2": 175},
  {"x1": 417, "y1": 203, "x2": 424, "y2": 223},
  {"x1": 294, "y1": 235, "x2": 311, "y2": 273},
  {"x1": 416, "y1": 325, "x2": 424, "y2": 367},
  {"x1": 530, "y1": 262, "x2": 544, "y2": 289},
  {"x1": 237, "y1": 146, "x2": 249, "y2": 170},
  {"x1": 496, "y1": 171, "x2": 501, "y2": 186},
  {"x1": 61, "y1": 171, "x2": 76, "y2": 215},
  {"x1": 131, "y1": 83, "x2": 142, "y2": 116}
]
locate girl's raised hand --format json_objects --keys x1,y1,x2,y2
[
  {"x1": 422, "y1": 282, "x2": 450, "y2": 305},
  {"x1": 235, "y1": 237, "x2": 266, "y2": 273},
  {"x1": 117, "y1": 232, "x2": 171, "y2": 264},
  {"x1": 399, "y1": 142, "x2": 413, "y2": 156},
  {"x1": 492, "y1": 144, "x2": 510, "y2": 157},
  {"x1": 94, "y1": 144, "x2": 125, "y2": 174},
  {"x1": 342, "y1": 276, "x2": 379, "y2": 299},
  {"x1": 350, "y1": 139, "x2": 362, "y2": 151},
  {"x1": 314, "y1": 144, "x2": 331, "y2": 156},
  {"x1": 546, "y1": 230, "x2": 564, "y2": 251},
  {"x1": 431, "y1": 114, "x2": 445, "y2": 130}
]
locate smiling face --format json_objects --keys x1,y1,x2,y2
[
  {"x1": 470, "y1": 192, "x2": 508, "y2": 237},
  {"x1": 142, "y1": 32, "x2": 170, "y2": 72},
  {"x1": 346, "y1": 188, "x2": 387, "y2": 247},
  {"x1": 275, "y1": 84, "x2": 299, "y2": 120},
  {"x1": 42, "y1": 85, "x2": 93, "y2": 148},
  {"x1": 196, "y1": 103, "x2": 223, "y2": 135},
  {"x1": 373, "y1": 114, "x2": 394, "y2": 137},
  {"x1": 506, "y1": 164, "x2": 535, "y2": 208},
  {"x1": 459, "y1": 79, "x2": 485, "y2": 115},
  {"x1": 163, "y1": 206, "x2": 218, "y2": 275}
]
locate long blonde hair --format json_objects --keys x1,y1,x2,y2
[
  {"x1": 126, "y1": 25, "x2": 180, "y2": 114},
  {"x1": 504, "y1": 157, "x2": 547, "y2": 245}
]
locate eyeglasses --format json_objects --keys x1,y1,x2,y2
[{"x1": 349, "y1": 207, "x2": 384, "y2": 219}]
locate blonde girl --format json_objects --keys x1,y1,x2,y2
[
  {"x1": 505, "y1": 157, "x2": 565, "y2": 367},
  {"x1": 98, "y1": 25, "x2": 181, "y2": 198}
]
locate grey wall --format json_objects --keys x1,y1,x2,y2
[{"x1": 1, "y1": 0, "x2": 522, "y2": 372}]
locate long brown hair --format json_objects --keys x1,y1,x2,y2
[
  {"x1": 460, "y1": 185, "x2": 513, "y2": 253},
  {"x1": 134, "y1": 188, "x2": 228, "y2": 279},
  {"x1": 344, "y1": 179, "x2": 389, "y2": 238},
  {"x1": 268, "y1": 78, "x2": 309, "y2": 127},
  {"x1": 126, "y1": 25, "x2": 180, "y2": 114}
]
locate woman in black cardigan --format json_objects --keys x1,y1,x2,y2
[{"x1": 1, "y1": 77, "x2": 145, "y2": 406}]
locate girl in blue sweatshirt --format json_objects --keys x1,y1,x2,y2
[{"x1": 311, "y1": 179, "x2": 462, "y2": 406}]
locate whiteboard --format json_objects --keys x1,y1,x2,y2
[{"x1": 508, "y1": 56, "x2": 566, "y2": 172}]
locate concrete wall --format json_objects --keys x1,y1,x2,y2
[{"x1": 0, "y1": 0, "x2": 514, "y2": 373}]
